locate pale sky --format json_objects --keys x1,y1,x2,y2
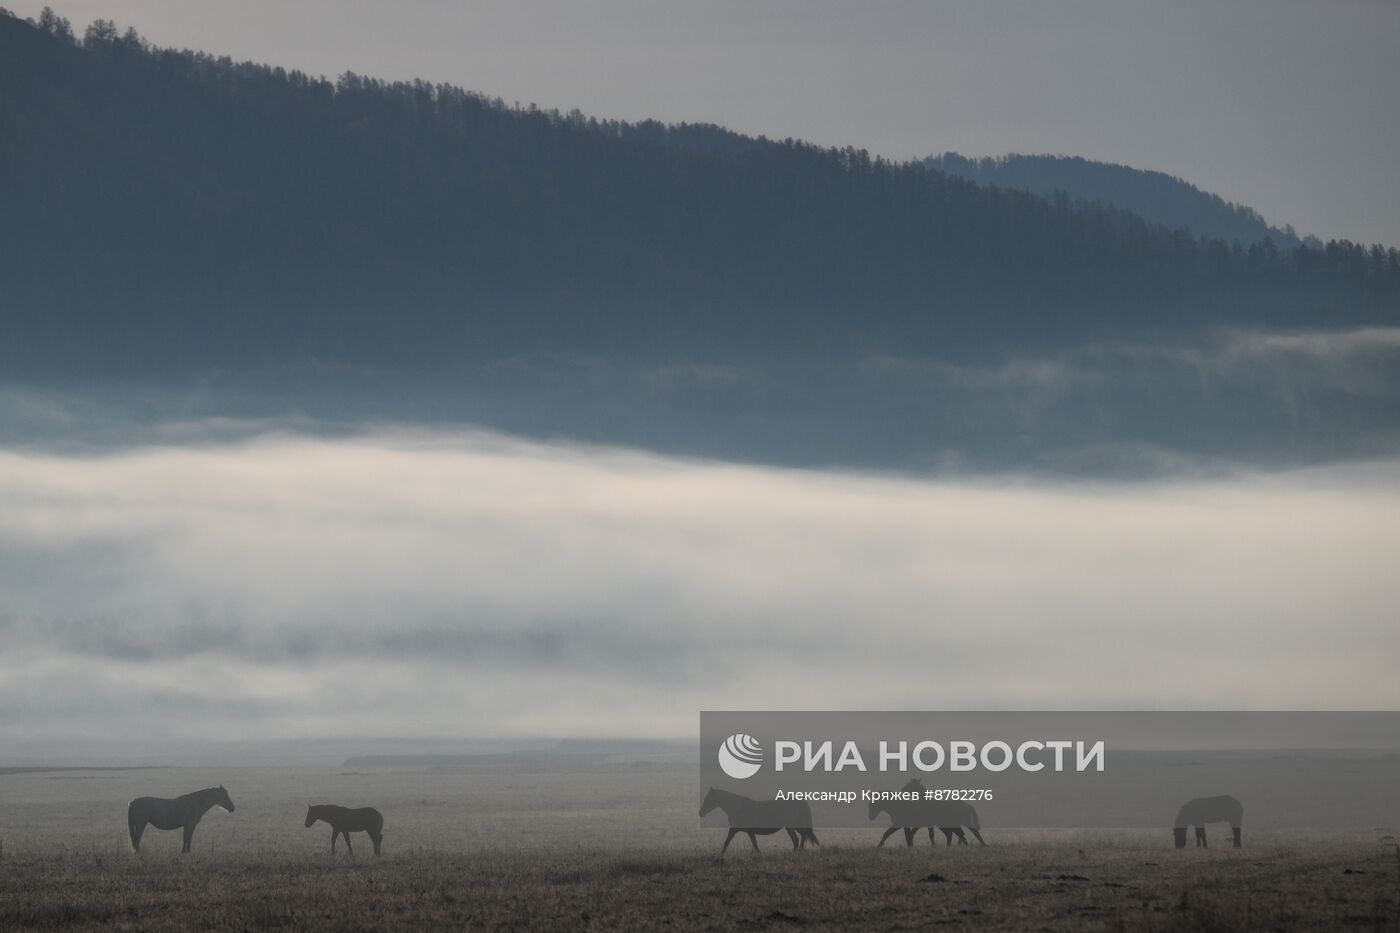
[{"x1": 8, "y1": 0, "x2": 1400, "y2": 246}]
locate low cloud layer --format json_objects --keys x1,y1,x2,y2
[
  {"x1": 4, "y1": 325, "x2": 1400, "y2": 477},
  {"x1": 2, "y1": 431, "x2": 1398, "y2": 755}
]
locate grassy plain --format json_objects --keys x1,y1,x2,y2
[{"x1": 1, "y1": 764, "x2": 1397, "y2": 931}]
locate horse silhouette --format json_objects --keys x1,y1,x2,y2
[
  {"x1": 869, "y1": 799, "x2": 961, "y2": 847},
  {"x1": 868, "y1": 780, "x2": 987, "y2": 847},
  {"x1": 305, "y1": 804, "x2": 384, "y2": 856},
  {"x1": 127, "y1": 786, "x2": 235, "y2": 853},
  {"x1": 1173, "y1": 795, "x2": 1243, "y2": 848},
  {"x1": 699, "y1": 788, "x2": 819, "y2": 854}
]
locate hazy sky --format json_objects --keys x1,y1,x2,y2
[
  {"x1": 2, "y1": 429, "x2": 1398, "y2": 753},
  {"x1": 8, "y1": 0, "x2": 1399, "y2": 246}
]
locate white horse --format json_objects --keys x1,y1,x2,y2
[
  {"x1": 699, "y1": 787, "x2": 820, "y2": 854},
  {"x1": 1173, "y1": 795, "x2": 1243, "y2": 848},
  {"x1": 127, "y1": 786, "x2": 236, "y2": 853}
]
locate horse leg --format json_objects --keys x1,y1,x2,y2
[
  {"x1": 927, "y1": 827, "x2": 937, "y2": 846},
  {"x1": 129, "y1": 816, "x2": 146, "y2": 853},
  {"x1": 903, "y1": 827, "x2": 915, "y2": 848},
  {"x1": 786, "y1": 828, "x2": 800, "y2": 849},
  {"x1": 954, "y1": 828, "x2": 969, "y2": 846},
  {"x1": 1196, "y1": 827, "x2": 1207, "y2": 849},
  {"x1": 878, "y1": 826, "x2": 900, "y2": 847},
  {"x1": 747, "y1": 832, "x2": 760, "y2": 853},
  {"x1": 720, "y1": 828, "x2": 739, "y2": 854},
  {"x1": 344, "y1": 833, "x2": 354, "y2": 858},
  {"x1": 331, "y1": 829, "x2": 337, "y2": 855},
  {"x1": 371, "y1": 832, "x2": 383, "y2": 856},
  {"x1": 1232, "y1": 826, "x2": 1241, "y2": 849},
  {"x1": 942, "y1": 828, "x2": 954, "y2": 846},
  {"x1": 969, "y1": 827, "x2": 986, "y2": 846},
  {"x1": 182, "y1": 824, "x2": 194, "y2": 854}
]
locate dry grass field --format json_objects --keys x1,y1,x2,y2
[{"x1": 2, "y1": 764, "x2": 1397, "y2": 931}]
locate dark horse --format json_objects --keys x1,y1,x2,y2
[
  {"x1": 1173, "y1": 795, "x2": 1243, "y2": 848},
  {"x1": 869, "y1": 799, "x2": 985, "y2": 847},
  {"x1": 127, "y1": 786, "x2": 236, "y2": 853},
  {"x1": 869, "y1": 780, "x2": 987, "y2": 847},
  {"x1": 305, "y1": 804, "x2": 384, "y2": 856},
  {"x1": 699, "y1": 788, "x2": 820, "y2": 854}
]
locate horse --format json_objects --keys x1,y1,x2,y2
[
  {"x1": 869, "y1": 799, "x2": 983, "y2": 847},
  {"x1": 698, "y1": 788, "x2": 820, "y2": 854},
  {"x1": 868, "y1": 780, "x2": 987, "y2": 847},
  {"x1": 305, "y1": 804, "x2": 384, "y2": 857},
  {"x1": 1173, "y1": 795, "x2": 1243, "y2": 848},
  {"x1": 127, "y1": 786, "x2": 235, "y2": 853},
  {"x1": 902, "y1": 779, "x2": 985, "y2": 846}
]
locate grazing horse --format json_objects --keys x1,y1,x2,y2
[
  {"x1": 698, "y1": 788, "x2": 819, "y2": 854},
  {"x1": 305, "y1": 804, "x2": 384, "y2": 857},
  {"x1": 127, "y1": 786, "x2": 235, "y2": 853},
  {"x1": 1173, "y1": 795, "x2": 1243, "y2": 848}
]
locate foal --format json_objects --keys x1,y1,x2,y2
[{"x1": 305, "y1": 804, "x2": 384, "y2": 856}]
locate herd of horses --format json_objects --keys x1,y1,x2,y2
[
  {"x1": 126, "y1": 787, "x2": 384, "y2": 856},
  {"x1": 701, "y1": 781, "x2": 1244, "y2": 854},
  {"x1": 125, "y1": 782, "x2": 1243, "y2": 856}
]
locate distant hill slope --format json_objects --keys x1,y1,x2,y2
[
  {"x1": 0, "y1": 9, "x2": 1396, "y2": 379},
  {"x1": 2, "y1": 10, "x2": 1400, "y2": 471},
  {"x1": 925, "y1": 153, "x2": 1302, "y2": 248}
]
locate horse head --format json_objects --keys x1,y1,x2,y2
[
  {"x1": 214, "y1": 785, "x2": 235, "y2": 812},
  {"x1": 1173, "y1": 827, "x2": 1188, "y2": 848},
  {"x1": 698, "y1": 787, "x2": 718, "y2": 817},
  {"x1": 305, "y1": 805, "x2": 319, "y2": 828}
]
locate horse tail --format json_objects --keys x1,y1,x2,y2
[
  {"x1": 964, "y1": 804, "x2": 986, "y2": 843},
  {"x1": 798, "y1": 801, "x2": 820, "y2": 847}
]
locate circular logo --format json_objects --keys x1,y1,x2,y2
[{"x1": 717, "y1": 733, "x2": 764, "y2": 779}]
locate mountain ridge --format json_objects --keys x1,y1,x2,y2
[
  {"x1": 1, "y1": 9, "x2": 1396, "y2": 377},
  {"x1": 1, "y1": 9, "x2": 1399, "y2": 472},
  {"x1": 925, "y1": 152, "x2": 1305, "y2": 249}
]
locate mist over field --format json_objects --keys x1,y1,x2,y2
[
  {"x1": 2, "y1": 426, "x2": 1397, "y2": 760},
  {"x1": 1, "y1": 3, "x2": 1397, "y2": 776},
  {"x1": 3, "y1": 7, "x2": 1400, "y2": 929}
]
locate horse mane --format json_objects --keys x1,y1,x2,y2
[{"x1": 181, "y1": 787, "x2": 222, "y2": 799}]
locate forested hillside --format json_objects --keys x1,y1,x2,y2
[
  {"x1": 2, "y1": 10, "x2": 1397, "y2": 377},
  {"x1": 925, "y1": 153, "x2": 1303, "y2": 248}
]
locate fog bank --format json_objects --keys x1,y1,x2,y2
[{"x1": 1, "y1": 431, "x2": 1397, "y2": 757}]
